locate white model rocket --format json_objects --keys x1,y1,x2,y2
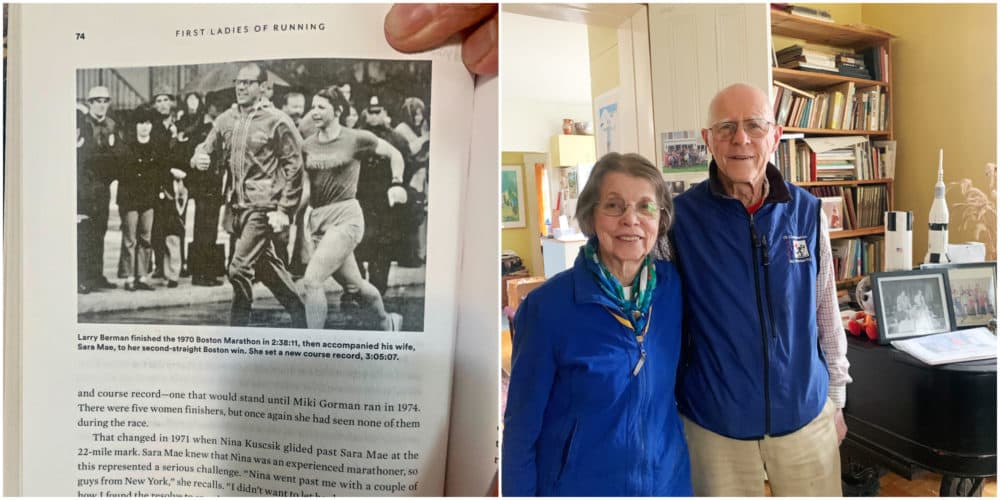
[{"x1": 924, "y1": 149, "x2": 951, "y2": 264}]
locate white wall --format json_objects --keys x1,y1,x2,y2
[
  {"x1": 647, "y1": 3, "x2": 770, "y2": 181},
  {"x1": 501, "y1": 13, "x2": 594, "y2": 152}
]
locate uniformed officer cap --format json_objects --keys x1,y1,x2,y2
[{"x1": 87, "y1": 86, "x2": 111, "y2": 101}]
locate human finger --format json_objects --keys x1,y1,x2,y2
[
  {"x1": 461, "y1": 12, "x2": 497, "y2": 75},
  {"x1": 385, "y1": 4, "x2": 497, "y2": 53}
]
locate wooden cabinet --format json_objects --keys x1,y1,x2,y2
[{"x1": 550, "y1": 134, "x2": 596, "y2": 167}]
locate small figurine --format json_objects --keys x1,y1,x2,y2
[
  {"x1": 848, "y1": 277, "x2": 879, "y2": 341},
  {"x1": 924, "y1": 148, "x2": 952, "y2": 264}
]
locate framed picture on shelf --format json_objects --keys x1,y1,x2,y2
[
  {"x1": 501, "y1": 165, "x2": 526, "y2": 229},
  {"x1": 820, "y1": 196, "x2": 845, "y2": 231},
  {"x1": 920, "y1": 262, "x2": 997, "y2": 328},
  {"x1": 872, "y1": 269, "x2": 956, "y2": 345}
]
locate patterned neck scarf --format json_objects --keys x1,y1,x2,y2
[{"x1": 583, "y1": 238, "x2": 657, "y2": 335}]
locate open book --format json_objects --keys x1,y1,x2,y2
[
  {"x1": 4, "y1": 4, "x2": 498, "y2": 496},
  {"x1": 891, "y1": 328, "x2": 997, "y2": 366}
]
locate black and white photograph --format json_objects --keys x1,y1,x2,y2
[
  {"x1": 872, "y1": 269, "x2": 956, "y2": 344},
  {"x1": 921, "y1": 262, "x2": 997, "y2": 328},
  {"x1": 76, "y1": 57, "x2": 431, "y2": 332}
]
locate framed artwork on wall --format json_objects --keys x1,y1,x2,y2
[
  {"x1": 595, "y1": 88, "x2": 620, "y2": 158},
  {"x1": 501, "y1": 165, "x2": 526, "y2": 229}
]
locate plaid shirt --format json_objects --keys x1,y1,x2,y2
[{"x1": 817, "y1": 208, "x2": 852, "y2": 408}]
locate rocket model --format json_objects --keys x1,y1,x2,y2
[{"x1": 924, "y1": 148, "x2": 952, "y2": 264}]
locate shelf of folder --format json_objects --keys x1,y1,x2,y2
[
  {"x1": 783, "y1": 126, "x2": 891, "y2": 136},
  {"x1": 829, "y1": 226, "x2": 885, "y2": 240},
  {"x1": 770, "y1": 10, "x2": 892, "y2": 48},
  {"x1": 796, "y1": 178, "x2": 894, "y2": 187},
  {"x1": 772, "y1": 68, "x2": 887, "y2": 91},
  {"x1": 835, "y1": 275, "x2": 865, "y2": 288}
]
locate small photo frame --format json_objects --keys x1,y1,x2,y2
[
  {"x1": 668, "y1": 180, "x2": 686, "y2": 197},
  {"x1": 920, "y1": 261, "x2": 997, "y2": 328},
  {"x1": 501, "y1": 165, "x2": 526, "y2": 229},
  {"x1": 872, "y1": 269, "x2": 956, "y2": 345},
  {"x1": 820, "y1": 196, "x2": 844, "y2": 231}
]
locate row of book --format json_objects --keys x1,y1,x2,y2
[
  {"x1": 776, "y1": 43, "x2": 888, "y2": 82},
  {"x1": 775, "y1": 136, "x2": 896, "y2": 182},
  {"x1": 806, "y1": 184, "x2": 888, "y2": 231},
  {"x1": 773, "y1": 80, "x2": 888, "y2": 132},
  {"x1": 831, "y1": 237, "x2": 883, "y2": 282}
]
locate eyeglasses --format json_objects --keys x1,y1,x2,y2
[
  {"x1": 232, "y1": 79, "x2": 261, "y2": 87},
  {"x1": 89, "y1": 98, "x2": 111, "y2": 104},
  {"x1": 709, "y1": 118, "x2": 774, "y2": 140},
  {"x1": 598, "y1": 198, "x2": 660, "y2": 219}
]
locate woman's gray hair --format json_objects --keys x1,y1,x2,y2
[{"x1": 575, "y1": 152, "x2": 674, "y2": 260}]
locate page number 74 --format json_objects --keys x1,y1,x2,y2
[{"x1": 75, "y1": 33, "x2": 86, "y2": 40}]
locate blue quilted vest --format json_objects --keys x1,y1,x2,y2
[{"x1": 671, "y1": 162, "x2": 827, "y2": 439}]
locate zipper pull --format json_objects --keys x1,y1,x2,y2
[
  {"x1": 632, "y1": 348, "x2": 646, "y2": 376},
  {"x1": 750, "y1": 225, "x2": 760, "y2": 248},
  {"x1": 761, "y1": 237, "x2": 770, "y2": 266}
]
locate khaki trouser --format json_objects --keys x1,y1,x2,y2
[{"x1": 682, "y1": 398, "x2": 842, "y2": 497}]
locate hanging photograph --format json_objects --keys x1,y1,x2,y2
[
  {"x1": 921, "y1": 262, "x2": 997, "y2": 328},
  {"x1": 871, "y1": 269, "x2": 956, "y2": 344},
  {"x1": 595, "y1": 88, "x2": 620, "y2": 158},
  {"x1": 661, "y1": 130, "x2": 710, "y2": 173},
  {"x1": 501, "y1": 165, "x2": 526, "y2": 228}
]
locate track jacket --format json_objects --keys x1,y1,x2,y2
[{"x1": 193, "y1": 101, "x2": 303, "y2": 215}]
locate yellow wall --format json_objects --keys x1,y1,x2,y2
[
  {"x1": 860, "y1": 4, "x2": 997, "y2": 261},
  {"x1": 501, "y1": 151, "x2": 542, "y2": 275}
]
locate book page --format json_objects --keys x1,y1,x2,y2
[
  {"x1": 10, "y1": 4, "x2": 480, "y2": 496},
  {"x1": 444, "y1": 75, "x2": 500, "y2": 496},
  {"x1": 891, "y1": 327, "x2": 997, "y2": 366}
]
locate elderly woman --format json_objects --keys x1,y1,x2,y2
[{"x1": 502, "y1": 153, "x2": 692, "y2": 497}]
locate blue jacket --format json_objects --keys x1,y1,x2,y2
[
  {"x1": 671, "y1": 162, "x2": 827, "y2": 439},
  {"x1": 502, "y1": 251, "x2": 692, "y2": 496}
]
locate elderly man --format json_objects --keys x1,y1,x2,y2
[
  {"x1": 191, "y1": 62, "x2": 306, "y2": 327},
  {"x1": 669, "y1": 83, "x2": 850, "y2": 496},
  {"x1": 77, "y1": 85, "x2": 122, "y2": 293}
]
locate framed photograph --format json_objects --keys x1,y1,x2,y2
[
  {"x1": 668, "y1": 180, "x2": 686, "y2": 198},
  {"x1": 661, "y1": 130, "x2": 710, "y2": 173},
  {"x1": 501, "y1": 165, "x2": 527, "y2": 229},
  {"x1": 872, "y1": 269, "x2": 956, "y2": 345},
  {"x1": 920, "y1": 262, "x2": 997, "y2": 328},
  {"x1": 820, "y1": 196, "x2": 844, "y2": 231}
]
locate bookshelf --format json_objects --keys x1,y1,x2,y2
[{"x1": 769, "y1": 9, "x2": 895, "y2": 286}]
